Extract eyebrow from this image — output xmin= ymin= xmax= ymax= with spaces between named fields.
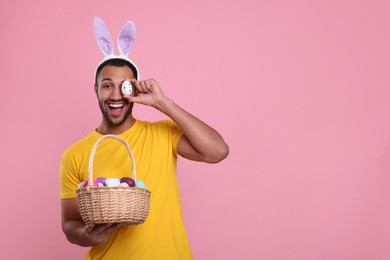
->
xmin=100 ymin=78 xmax=113 ymax=82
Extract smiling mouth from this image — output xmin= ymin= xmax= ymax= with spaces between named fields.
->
xmin=107 ymin=103 xmax=125 ymax=115
xmin=108 ymin=103 xmax=124 ymax=109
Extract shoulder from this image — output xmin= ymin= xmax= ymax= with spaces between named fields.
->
xmin=61 ymin=131 xmax=100 ymax=160
xmin=134 ymin=119 xmax=182 ymax=140
xmin=147 ymin=119 xmax=181 ymax=131
xmin=134 ymin=119 xmax=176 ymax=129
xmin=142 ymin=120 xmax=182 ymax=137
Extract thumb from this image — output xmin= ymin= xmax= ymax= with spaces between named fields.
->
xmin=85 ymin=223 xmax=95 ymax=233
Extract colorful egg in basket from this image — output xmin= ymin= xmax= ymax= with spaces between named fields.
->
xmin=77 ymin=134 xmax=151 ymax=226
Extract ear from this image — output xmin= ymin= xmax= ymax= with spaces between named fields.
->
xmin=93 ymin=17 xmax=114 ymax=56
xmin=94 ymin=84 xmax=98 ymax=95
xmin=118 ymin=21 xmax=136 ymax=56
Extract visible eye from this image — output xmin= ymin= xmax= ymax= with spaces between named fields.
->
xmin=102 ymin=84 xmax=113 ymax=89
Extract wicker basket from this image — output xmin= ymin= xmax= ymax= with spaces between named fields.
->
xmin=77 ymin=134 xmax=151 ymax=226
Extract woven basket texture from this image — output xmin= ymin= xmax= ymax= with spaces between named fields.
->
xmin=77 ymin=134 xmax=151 ymax=226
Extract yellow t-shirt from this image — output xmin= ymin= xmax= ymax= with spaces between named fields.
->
xmin=60 ymin=120 xmax=192 ymax=260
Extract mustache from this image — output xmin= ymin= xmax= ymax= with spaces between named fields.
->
xmin=106 ymin=98 xmax=130 ymax=104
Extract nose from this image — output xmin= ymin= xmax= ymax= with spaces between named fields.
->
xmin=110 ymin=85 xmax=123 ymax=100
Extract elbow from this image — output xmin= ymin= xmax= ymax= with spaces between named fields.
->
xmin=207 ymin=143 xmax=229 ymax=164
xmin=62 ymin=222 xmax=79 ymax=246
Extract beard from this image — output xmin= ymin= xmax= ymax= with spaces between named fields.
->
xmin=98 ymin=99 xmax=134 ymax=127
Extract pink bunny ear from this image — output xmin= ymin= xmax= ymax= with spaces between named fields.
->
xmin=118 ymin=21 xmax=136 ymax=56
xmin=93 ymin=17 xmax=114 ymax=56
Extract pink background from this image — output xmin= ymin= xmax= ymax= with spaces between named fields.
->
xmin=1 ymin=0 xmax=389 ymax=259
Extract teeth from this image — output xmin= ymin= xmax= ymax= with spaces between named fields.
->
xmin=108 ymin=104 xmax=124 ymax=108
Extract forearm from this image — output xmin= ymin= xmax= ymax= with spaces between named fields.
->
xmin=155 ymin=96 xmax=229 ymax=162
xmin=63 ymin=220 xmax=94 ymax=247
xmin=128 ymin=78 xmax=229 ymax=162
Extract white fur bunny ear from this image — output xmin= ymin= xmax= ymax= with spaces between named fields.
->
xmin=93 ymin=17 xmax=114 ymax=56
xmin=118 ymin=21 xmax=136 ymax=56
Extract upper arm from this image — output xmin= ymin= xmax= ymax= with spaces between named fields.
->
xmin=176 ymin=133 xmax=229 ymax=163
xmin=61 ymin=198 xmax=83 ymax=227
xmin=176 ymin=135 xmax=206 ymax=162
xmin=61 ymin=198 xmax=92 ymax=246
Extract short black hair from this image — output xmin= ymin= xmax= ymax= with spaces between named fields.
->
xmin=95 ymin=58 xmax=138 ymax=84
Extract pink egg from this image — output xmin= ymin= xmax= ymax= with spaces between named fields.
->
xmin=120 ymin=177 xmax=135 ymax=187
xmin=82 ymin=180 xmax=99 ymax=187
xmin=120 ymin=182 xmax=130 ymax=187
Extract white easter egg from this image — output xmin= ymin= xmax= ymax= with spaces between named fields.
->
xmin=106 ymin=178 xmax=121 ymax=187
xmin=121 ymin=80 xmax=132 ymax=95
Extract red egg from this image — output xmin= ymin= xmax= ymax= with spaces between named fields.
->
xmin=120 ymin=177 xmax=135 ymax=187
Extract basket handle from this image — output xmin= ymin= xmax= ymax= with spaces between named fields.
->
xmin=87 ymin=134 xmax=136 ymax=189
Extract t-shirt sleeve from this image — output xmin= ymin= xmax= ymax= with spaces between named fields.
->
xmin=159 ymin=120 xmax=183 ymax=156
xmin=60 ymin=149 xmax=82 ymax=199
xmin=171 ymin=123 xmax=183 ymax=156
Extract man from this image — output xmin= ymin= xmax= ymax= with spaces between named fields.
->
xmin=60 ymin=18 xmax=229 ymax=260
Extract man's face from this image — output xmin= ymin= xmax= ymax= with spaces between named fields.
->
xmin=95 ymin=65 xmax=135 ymax=126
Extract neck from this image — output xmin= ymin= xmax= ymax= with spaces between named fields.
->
xmin=96 ymin=116 xmax=136 ymax=135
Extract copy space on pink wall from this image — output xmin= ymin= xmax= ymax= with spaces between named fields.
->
xmin=0 ymin=0 xmax=389 ymax=259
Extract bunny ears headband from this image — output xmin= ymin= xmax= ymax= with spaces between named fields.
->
xmin=93 ymin=17 xmax=140 ymax=80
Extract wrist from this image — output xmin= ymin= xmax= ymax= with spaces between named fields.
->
xmin=154 ymin=95 xmax=173 ymax=113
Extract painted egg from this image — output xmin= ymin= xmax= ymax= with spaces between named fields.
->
xmin=82 ymin=180 xmax=99 ymax=188
xmin=106 ymin=178 xmax=121 ymax=187
xmin=120 ymin=177 xmax=135 ymax=187
xmin=121 ymin=80 xmax=133 ymax=95
xmin=136 ymin=180 xmax=146 ymax=189
xmin=96 ymin=177 xmax=107 ymax=186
